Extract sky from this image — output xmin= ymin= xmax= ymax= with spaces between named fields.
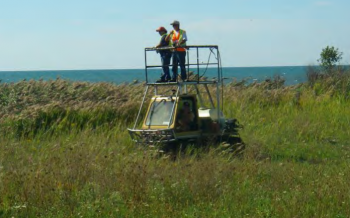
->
xmin=0 ymin=0 xmax=349 ymax=71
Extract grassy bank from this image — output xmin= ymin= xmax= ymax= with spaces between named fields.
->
xmin=1 ymin=74 xmax=350 ymax=217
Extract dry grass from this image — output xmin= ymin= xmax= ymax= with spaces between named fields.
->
xmin=1 ymin=72 xmax=350 ymax=217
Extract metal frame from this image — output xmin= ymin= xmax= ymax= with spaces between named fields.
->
xmin=127 ymin=128 xmax=176 ymax=144
xmin=133 ymin=85 xmax=149 ymax=129
xmin=128 ymin=45 xmax=223 ymax=144
xmin=168 ymin=86 xmax=180 ymax=129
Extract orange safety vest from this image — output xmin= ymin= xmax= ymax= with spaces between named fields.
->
xmin=171 ymin=30 xmax=186 ymax=52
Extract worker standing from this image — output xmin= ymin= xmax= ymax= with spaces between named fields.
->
xmin=155 ymin=26 xmax=172 ymax=82
xmin=165 ymin=20 xmax=187 ymax=82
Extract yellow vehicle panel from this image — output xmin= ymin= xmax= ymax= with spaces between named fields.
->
xmin=141 ymin=95 xmax=199 ymax=132
xmin=142 ymin=96 xmax=178 ymax=130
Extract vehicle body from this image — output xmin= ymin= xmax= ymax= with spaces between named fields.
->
xmin=128 ymin=45 xmax=243 ymax=150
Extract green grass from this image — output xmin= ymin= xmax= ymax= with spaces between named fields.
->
xmin=1 ymin=74 xmax=350 ymax=217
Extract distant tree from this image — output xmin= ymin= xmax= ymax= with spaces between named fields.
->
xmin=318 ymin=46 xmax=343 ymax=71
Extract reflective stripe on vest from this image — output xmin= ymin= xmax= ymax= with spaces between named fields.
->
xmin=171 ymin=29 xmax=186 ymax=52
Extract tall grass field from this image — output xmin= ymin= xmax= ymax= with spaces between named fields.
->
xmin=1 ymin=70 xmax=350 ymax=217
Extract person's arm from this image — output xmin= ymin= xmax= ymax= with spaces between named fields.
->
xmin=165 ymin=30 xmax=174 ymax=42
xmin=155 ymin=35 xmax=165 ymax=48
xmin=190 ymin=111 xmax=195 ymax=121
xmin=155 ymin=42 xmax=162 ymax=48
xmin=155 ymin=42 xmax=163 ymax=48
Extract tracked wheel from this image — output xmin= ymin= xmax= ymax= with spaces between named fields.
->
xmin=220 ymin=135 xmax=245 ymax=155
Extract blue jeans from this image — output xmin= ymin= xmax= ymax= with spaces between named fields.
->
xmin=160 ymin=52 xmax=172 ymax=80
xmin=172 ymin=51 xmax=187 ymax=80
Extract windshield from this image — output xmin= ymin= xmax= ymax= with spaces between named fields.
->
xmin=146 ymin=100 xmax=174 ymax=126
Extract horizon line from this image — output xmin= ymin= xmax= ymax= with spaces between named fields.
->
xmin=0 ymin=64 xmax=328 ymax=72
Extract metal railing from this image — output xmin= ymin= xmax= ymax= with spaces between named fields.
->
xmin=144 ymin=45 xmax=221 ymax=85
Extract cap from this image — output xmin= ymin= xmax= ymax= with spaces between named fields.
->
xmin=156 ymin=26 xmax=167 ymax=32
xmin=170 ymin=20 xmax=180 ymax=25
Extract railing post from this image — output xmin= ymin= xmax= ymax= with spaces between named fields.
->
xmin=133 ymin=85 xmax=149 ymax=129
xmin=145 ymin=49 xmax=148 ymax=83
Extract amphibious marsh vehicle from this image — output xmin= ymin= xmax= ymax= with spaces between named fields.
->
xmin=128 ymin=45 xmax=243 ymax=151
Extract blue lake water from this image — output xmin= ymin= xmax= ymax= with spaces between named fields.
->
xmin=0 ymin=66 xmax=309 ymax=86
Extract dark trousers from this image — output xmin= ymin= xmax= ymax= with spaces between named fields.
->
xmin=172 ymin=51 xmax=187 ymax=80
xmin=160 ymin=52 xmax=172 ymax=80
